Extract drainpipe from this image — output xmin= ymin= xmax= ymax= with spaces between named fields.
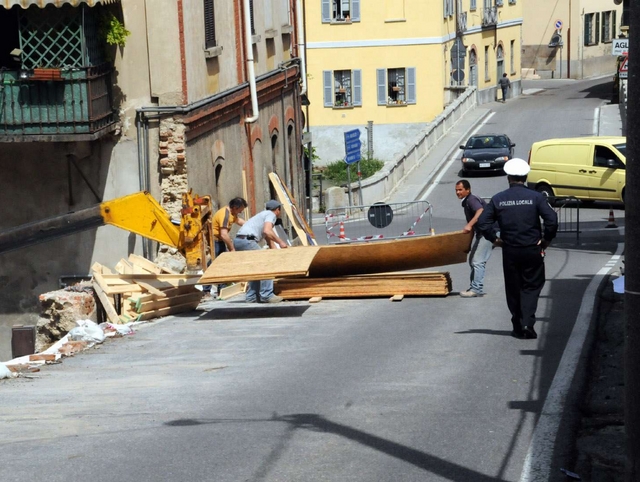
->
xmin=296 ymin=0 xmax=307 ymax=95
xmin=243 ymin=0 xmax=259 ymax=123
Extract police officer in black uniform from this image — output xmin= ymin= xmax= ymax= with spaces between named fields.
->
xmin=477 ymin=158 xmax=558 ymax=339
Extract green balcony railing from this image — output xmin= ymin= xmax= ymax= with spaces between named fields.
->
xmin=0 ymin=63 xmax=116 ymax=138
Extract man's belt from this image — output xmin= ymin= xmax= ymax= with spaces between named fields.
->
xmin=236 ymin=235 xmax=257 ymax=241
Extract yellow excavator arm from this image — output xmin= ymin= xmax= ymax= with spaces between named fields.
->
xmin=0 ymin=190 xmax=215 ymax=271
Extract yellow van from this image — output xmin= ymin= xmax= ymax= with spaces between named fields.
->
xmin=527 ymin=136 xmax=626 ymax=203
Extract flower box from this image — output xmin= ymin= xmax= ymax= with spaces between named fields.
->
xmin=31 ymin=68 xmax=63 ymax=81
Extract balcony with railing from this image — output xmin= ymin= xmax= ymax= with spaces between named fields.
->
xmin=0 ymin=63 xmax=116 ymax=140
xmin=482 ymin=7 xmax=498 ymax=27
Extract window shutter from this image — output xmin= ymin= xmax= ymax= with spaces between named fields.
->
xmin=353 ymin=70 xmax=362 ymax=106
xmin=407 ymin=67 xmax=416 ymax=104
xmin=584 ymin=15 xmax=589 ymax=45
xmin=377 ymin=69 xmax=386 ymax=105
xmin=443 ymin=0 xmax=448 ymax=17
xmin=613 ymin=11 xmax=617 ymax=40
xmin=323 ymin=71 xmax=333 ymax=107
xmin=471 ymin=0 xmax=476 ymax=9
xmin=321 ymin=0 xmax=331 ymax=22
xmin=204 ymin=0 xmax=216 ymax=49
xmin=351 ymin=0 xmax=361 ymax=21
xmin=595 ymin=13 xmax=600 ymax=44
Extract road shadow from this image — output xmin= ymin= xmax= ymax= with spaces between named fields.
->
xmin=196 ymin=304 xmax=310 ymax=320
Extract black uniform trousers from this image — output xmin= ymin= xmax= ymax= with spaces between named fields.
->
xmin=502 ymin=244 xmax=546 ymax=331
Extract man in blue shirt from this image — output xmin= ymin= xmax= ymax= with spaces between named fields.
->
xmin=455 ymin=180 xmax=494 ymax=298
xmin=478 ymin=158 xmax=558 ymax=339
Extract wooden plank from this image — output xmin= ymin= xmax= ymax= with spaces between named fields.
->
xmin=128 ymin=253 xmax=164 ymax=274
xmin=274 ymin=273 xmax=451 ymax=299
xmin=135 ymin=300 xmax=201 ymax=321
xmin=390 ymin=295 xmax=404 ymax=302
xmin=128 ymin=286 xmax=199 ymax=308
xmin=114 ymin=258 xmax=133 ymax=274
xmin=100 ymin=273 xmax=201 ymax=281
xmin=135 ymin=280 xmax=166 ymax=297
xmin=308 ymin=297 xmax=323 ymax=303
xmin=136 ymin=292 xmax=203 ymax=313
xmin=29 ymin=353 xmax=57 ymax=361
xmin=269 ymin=172 xmax=317 ymax=246
xmin=218 ymin=282 xmax=247 ymax=300
xmin=92 ymin=280 xmax=122 ymax=323
xmin=199 ymin=246 xmax=320 ymax=284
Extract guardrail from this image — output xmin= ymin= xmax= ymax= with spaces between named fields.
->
xmin=553 ymin=196 xmax=580 ymax=244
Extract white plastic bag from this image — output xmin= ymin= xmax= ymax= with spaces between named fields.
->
xmin=0 ymin=364 xmax=15 ymax=379
xmin=68 ymin=319 xmax=105 ymax=343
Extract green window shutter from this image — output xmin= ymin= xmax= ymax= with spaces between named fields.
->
xmin=613 ymin=11 xmax=617 ymax=39
xmin=595 ymin=13 xmax=600 ymax=44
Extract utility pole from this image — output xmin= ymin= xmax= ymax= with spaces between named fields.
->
xmin=625 ymin=1 xmax=639 ymax=479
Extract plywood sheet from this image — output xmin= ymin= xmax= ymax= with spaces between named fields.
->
xmin=308 ymin=231 xmax=472 ymax=278
xmin=199 ymin=246 xmax=321 ymax=284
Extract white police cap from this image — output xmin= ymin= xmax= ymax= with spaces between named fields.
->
xmin=504 ymin=158 xmax=530 ymax=176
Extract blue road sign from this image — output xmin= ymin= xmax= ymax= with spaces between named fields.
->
xmin=344 ymin=129 xmax=362 ymax=164
xmin=346 ymin=140 xmax=361 ymax=153
xmin=345 ymin=151 xmax=361 ymax=164
xmin=344 ymin=129 xmax=360 ymax=142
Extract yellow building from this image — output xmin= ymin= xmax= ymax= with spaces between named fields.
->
xmin=522 ymin=0 xmax=625 ymax=79
xmin=305 ymin=0 xmax=523 ymax=157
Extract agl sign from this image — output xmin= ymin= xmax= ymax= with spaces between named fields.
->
xmin=612 ymin=38 xmax=629 ymax=56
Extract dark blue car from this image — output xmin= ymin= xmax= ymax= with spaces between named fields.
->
xmin=459 ymin=134 xmax=515 ymax=175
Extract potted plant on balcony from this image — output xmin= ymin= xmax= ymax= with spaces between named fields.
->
xmin=31 ymin=67 xmax=63 ymax=81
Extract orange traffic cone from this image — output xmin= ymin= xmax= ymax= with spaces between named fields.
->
xmin=605 ymin=208 xmax=617 ymax=228
xmin=339 ymin=222 xmax=346 ymax=240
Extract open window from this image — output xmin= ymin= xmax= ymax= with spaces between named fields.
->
xmin=323 ymin=69 xmax=362 ymax=107
xmin=321 ymin=0 xmax=361 ymax=23
xmin=377 ymin=67 xmax=416 ymax=105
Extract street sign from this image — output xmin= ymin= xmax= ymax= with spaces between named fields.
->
xmin=619 ymin=56 xmax=628 ymax=79
xmin=344 ymin=129 xmax=362 ymax=165
xmin=612 ymin=38 xmax=629 ymax=56
xmin=555 ymin=19 xmax=563 ymax=30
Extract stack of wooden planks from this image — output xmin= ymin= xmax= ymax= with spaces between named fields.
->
xmin=274 ymin=272 xmax=452 ymax=301
xmin=91 ymin=254 xmax=203 ymax=323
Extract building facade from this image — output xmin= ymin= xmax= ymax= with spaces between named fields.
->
xmin=0 ymin=0 xmax=306 ymax=360
xmin=522 ymin=0 xmax=624 ymax=79
xmin=305 ymin=0 xmax=523 ymax=164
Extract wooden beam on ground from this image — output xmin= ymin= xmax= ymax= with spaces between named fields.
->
xmin=91 ymin=280 xmax=122 ymax=323
xmin=274 ymin=272 xmax=452 ymax=299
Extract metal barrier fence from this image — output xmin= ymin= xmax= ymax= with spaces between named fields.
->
xmin=325 ymin=201 xmax=433 ymax=244
xmin=553 ymin=197 xmax=580 ymax=243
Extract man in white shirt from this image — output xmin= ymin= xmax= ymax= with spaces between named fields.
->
xmin=234 ymin=200 xmax=289 ymax=303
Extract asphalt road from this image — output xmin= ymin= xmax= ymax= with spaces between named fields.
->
xmin=0 ymin=78 xmax=625 ymax=482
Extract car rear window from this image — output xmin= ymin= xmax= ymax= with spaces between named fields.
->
xmin=467 ymin=136 xmax=508 ymax=149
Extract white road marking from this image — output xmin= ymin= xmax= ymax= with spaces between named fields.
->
xmin=519 ymin=243 xmax=624 ymax=482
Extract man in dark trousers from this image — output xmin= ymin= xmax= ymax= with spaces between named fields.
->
xmin=477 ymin=158 xmax=558 ymax=339
xmin=455 ymin=180 xmax=494 ymax=297
xmin=498 ymin=73 xmax=511 ymax=102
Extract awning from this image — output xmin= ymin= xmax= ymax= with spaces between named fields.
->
xmin=2 ymin=0 xmax=119 ymax=8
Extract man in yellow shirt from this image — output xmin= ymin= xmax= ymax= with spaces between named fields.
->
xmin=203 ymin=197 xmax=247 ymax=298
xmin=212 ymin=197 xmax=248 ymax=257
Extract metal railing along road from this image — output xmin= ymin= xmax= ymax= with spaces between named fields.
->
xmin=325 ymin=201 xmax=433 ymax=244
xmin=552 ymin=196 xmax=580 ymax=243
